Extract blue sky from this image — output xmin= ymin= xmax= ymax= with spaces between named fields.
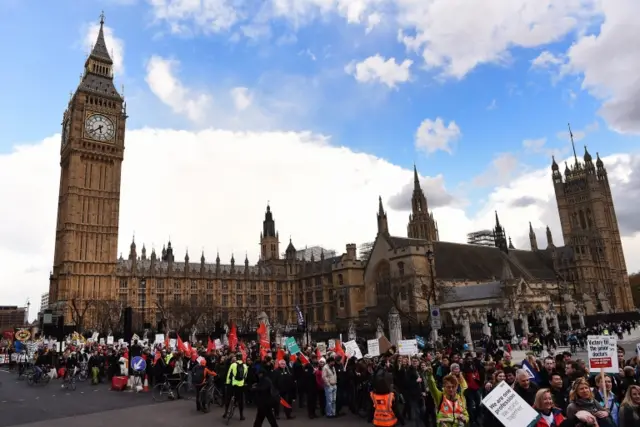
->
xmin=2 ymin=0 xmax=637 ymax=211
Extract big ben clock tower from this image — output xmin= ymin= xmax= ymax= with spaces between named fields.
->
xmin=49 ymin=13 xmax=126 ymax=322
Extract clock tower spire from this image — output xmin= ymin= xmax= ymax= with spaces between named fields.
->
xmin=49 ymin=12 xmax=126 ymax=326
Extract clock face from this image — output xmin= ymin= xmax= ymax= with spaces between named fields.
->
xmin=85 ymin=114 xmax=115 ymax=142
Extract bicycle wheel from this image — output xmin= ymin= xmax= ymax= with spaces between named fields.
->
xmin=70 ymin=379 xmax=76 ymax=391
xmin=26 ymin=374 xmax=34 ymax=386
xmin=78 ymin=370 xmax=88 ymax=382
xmin=152 ymin=383 xmax=171 ymax=402
xmin=214 ymin=388 xmax=224 ymax=407
xmin=225 ymin=400 xmax=236 ymax=425
xmin=177 ymin=381 xmax=196 ymax=400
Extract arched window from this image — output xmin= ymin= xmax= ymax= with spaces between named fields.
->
xmin=579 ymin=210 xmax=587 ymax=229
xmin=398 ymin=261 xmax=405 ymax=277
xmin=338 ymin=274 xmax=344 ymax=286
xmin=375 ymin=261 xmax=391 ymax=297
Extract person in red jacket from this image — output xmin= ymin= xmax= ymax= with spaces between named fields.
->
xmin=463 ymin=357 xmax=483 ymax=424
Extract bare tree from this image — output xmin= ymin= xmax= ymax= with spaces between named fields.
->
xmin=156 ymin=299 xmax=216 ymax=335
xmin=93 ymin=299 xmax=124 ymax=335
xmin=64 ymin=293 xmax=95 ymax=332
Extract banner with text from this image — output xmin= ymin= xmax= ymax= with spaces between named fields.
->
xmin=587 ymin=335 xmax=618 ymax=374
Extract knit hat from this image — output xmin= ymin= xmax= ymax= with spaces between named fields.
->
xmin=319 ymin=357 xmax=326 ymax=364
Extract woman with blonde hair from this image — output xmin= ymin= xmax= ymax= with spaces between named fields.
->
xmin=618 ymin=384 xmax=640 ymax=427
xmin=533 ymin=388 xmax=597 ymax=427
xmin=566 ymin=378 xmax=615 ymax=427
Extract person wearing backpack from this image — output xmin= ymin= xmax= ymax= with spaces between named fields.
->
xmin=193 ymin=358 xmax=216 ymax=412
xmin=224 ymin=353 xmax=248 ymax=420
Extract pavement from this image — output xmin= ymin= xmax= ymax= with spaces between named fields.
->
xmin=0 ymin=370 xmax=359 ymax=427
xmin=0 ymin=372 xmax=154 ymax=427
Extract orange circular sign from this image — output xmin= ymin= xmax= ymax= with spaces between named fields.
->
xmin=15 ymin=329 xmax=31 ymax=341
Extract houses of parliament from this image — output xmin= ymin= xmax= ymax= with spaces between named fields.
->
xmin=48 ymin=16 xmax=634 ymax=333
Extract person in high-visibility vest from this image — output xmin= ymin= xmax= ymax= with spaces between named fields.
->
xmin=370 ymin=391 xmax=399 ymax=427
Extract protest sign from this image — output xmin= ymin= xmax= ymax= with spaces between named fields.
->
xmin=587 ymin=335 xmax=618 ymax=374
xmin=367 ymin=339 xmax=380 ymax=357
xmin=482 ymin=381 xmax=539 ymax=427
xmin=398 ymin=339 xmax=418 ymax=356
xmin=345 ymin=340 xmax=363 ymax=359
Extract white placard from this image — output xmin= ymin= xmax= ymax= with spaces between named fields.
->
xmin=367 ymin=339 xmax=380 ymax=357
xmin=328 ymin=339 xmax=336 ymax=350
xmin=106 ymin=336 xmax=114 ymax=345
xmin=482 ymin=381 xmax=539 ymax=427
xmin=344 ymin=340 xmax=363 ymax=359
xmin=214 ymin=339 xmax=222 ymax=349
xmin=398 ymin=339 xmax=418 ymax=356
xmin=169 ymin=338 xmax=177 ymax=350
xmin=317 ymin=342 xmax=327 ymax=355
xmin=587 ymin=335 xmax=619 ymax=374
xmin=155 ymin=334 xmax=165 ymax=345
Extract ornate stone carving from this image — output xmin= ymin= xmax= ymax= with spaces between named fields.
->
xmin=388 ymin=307 xmax=401 ymax=346
xmin=376 ymin=317 xmax=385 ymax=338
xmin=348 ymin=320 xmax=357 ymax=341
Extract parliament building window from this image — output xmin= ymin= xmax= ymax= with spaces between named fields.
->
xmin=206 ymin=281 xmax=213 ymax=290
xmin=237 ymin=295 xmax=243 ymax=306
xmin=338 ymin=294 xmax=345 ymax=308
xmin=222 ymin=280 xmax=228 ymax=290
xmin=315 ymin=290 xmax=323 ymax=302
xmin=119 ymin=279 xmax=128 ymax=289
xmin=263 ymin=295 xmax=270 ymax=305
xmin=222 ymin=295 xmax=229 ymax=306
xmin=338 ymin=274 xmax=344 ymax=286
xmin=237 ymin=281 xmax=243 ymax=291
xmin=277 ymin=295 xmax=283 ymax=306
xmin=174 ymin=281 xmax=181 ymax=290
xmin=206 ymin=294 xmax=213 ymax=305
xmin=398 ymin=262 xmax=405 ymax=277
xmin=191 ymin=280 xmax=197 ymax=290
xmin=251 ymin=281 xmax=257 ymax=291
xmin=157 ymin=280 xmax=164 ymax=290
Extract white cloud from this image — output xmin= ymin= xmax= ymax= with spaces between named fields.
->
xmin=148 ymin=0 xmax=239 ymax=35
xmin=145 ymin=56 xmax=212 ymax=122
xmin=564 ymin=0 xmax=640 ymax=134
xmin=345 ymin=55 xmax=413 ymax=88
xmin=531 ymin=51 xmax=564 ymax=68
xmin=231 ymin=87 xmax=253 ymax=111
xmin=83 ymin=23 xmax=125 ymax=75
xmin=415 ymin=117 xmax=461 ymax=154
xmin=472 ymin=153 xmax=520 ymax=187
xmin=366 ymin=12 xmax=382 ymax=33
xmin=4 ymin=132 xmax=640 ymax=320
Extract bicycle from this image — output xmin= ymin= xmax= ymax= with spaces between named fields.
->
xmin=152 ymin=375 xmax=177 ymax=402
xmin=76 ymin=362 xmax=89 ymax=382
xmin=225 ymin=395 xmax=237 ymax=425
xmin=200 ymin=380 xmax=224 ymax=413
xmin=62 ymin=372 xmax=77 ymax=391
xmin=26 ymin=368 xmax=51 ymax=386
xmin=176 ymin=375 xmax=197 ymax=401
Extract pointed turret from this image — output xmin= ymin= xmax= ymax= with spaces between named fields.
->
xmin=78 ymin=12 xmax=122 ymax=100
xmin=141 ymin=244 xmax=147 ymax=260
xmin=129 ymin=236 xmax=137 ymax=260
xmin=260 ymin=203 xmax=280 ymax=260
xmin=201 ymin=251 xmax=205 ymax=264
xmin=407 ymin=165 xmax=438 ymax=241
xmin=377 ymin=196 xmax=389 ymax=234
xmin=546 ymin=225 xmax=555 ymax=248
xmin=508 ymin=236 xmax=515 ymax=249
xmin=185 ymin=249 xmax=189 ymax=264
xmin=413 ymin=164 xmax=421 ymax=188
xmin=285 ymin=238 xmax=297 ymax=260
xmin=529 ymin=222 xmax=538 ymax=251
xmin=493 ymin=211 xmax=508 ymax=253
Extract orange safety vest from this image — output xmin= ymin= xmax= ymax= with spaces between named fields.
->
xmin=437 ymin=394 xmax=465 ymax=424
xmin=370 ymin=392 xmax=397 ymax=427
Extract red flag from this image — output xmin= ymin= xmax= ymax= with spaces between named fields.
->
xmin=240 ymin=342 xmax=247 ymax=362
xmin=177 ymin=335 xmax=187 ymax=353
xmin=257 ymin=323 xmax=269 ymax=361
xmin=276 ymin=349 xmax=285 ymax=361
xmin=229 ymin=324 xmax=238 ymax=351
xmin=164 ymin=335 xmax=169 ymax=349
xmin=154 ymin=351 xmax=161 ymax=364
xmin=297 ymin=353 xmax=309 ymax=365
xmin=334 ymin=340 xmax=346 ymax=363
xmin=280 ymin=397 xmax=292 ymax=409
xmin=316 ymin=348 xmax=321 ymax=359
xmin=207 ymin=337 xmax=215 ymax=353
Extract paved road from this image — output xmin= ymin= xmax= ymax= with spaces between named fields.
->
xmin=0 ymin=371 xmax=153 ymax=427
xmin=0 ymin=372 xmax=360 ymax=427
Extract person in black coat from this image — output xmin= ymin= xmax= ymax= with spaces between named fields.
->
xmin=252 ymin=369 xmax=279 ymax=427
xmin=272 ymin=359 xmax=296 ymax=419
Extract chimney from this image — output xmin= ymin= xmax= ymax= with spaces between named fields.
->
xmin=346 ymin=243 xmax=357 ymax=260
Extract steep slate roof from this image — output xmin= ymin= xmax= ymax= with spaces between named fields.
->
xmin=386 ymin=236 xmax=557 ymax=282
xmin=442 ymin=281 xmax=503 ymax=303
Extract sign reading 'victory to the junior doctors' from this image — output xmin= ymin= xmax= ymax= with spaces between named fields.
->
xmin=587 ymin=335 xmax=618 ymax=374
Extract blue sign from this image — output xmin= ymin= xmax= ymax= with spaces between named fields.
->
xmin=131 ymin=356 xmax=146 ymax=372
xmin=415 ymin=336 xmax=426 ymax=349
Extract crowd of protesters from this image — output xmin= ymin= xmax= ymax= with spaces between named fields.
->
xmin=3 ymin=320 xmax=640 ymax=427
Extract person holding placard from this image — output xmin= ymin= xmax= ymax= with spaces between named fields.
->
xmin=593 ymin=375 xmax=619 ymax=425
xmin=424 ymin=365 xmax=468 ymax=426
